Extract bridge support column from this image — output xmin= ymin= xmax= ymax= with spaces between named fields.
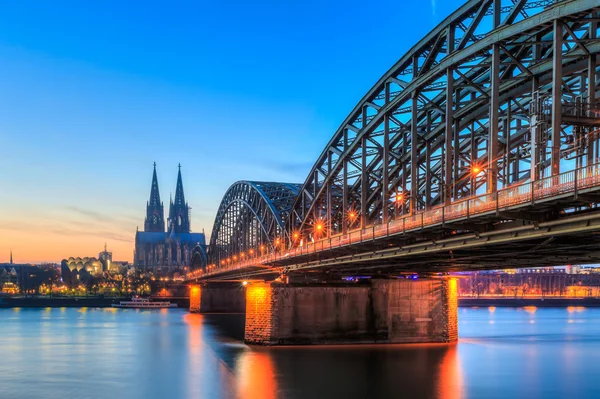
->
xmin=188 ymin=283 xmax=246 ymax=313
xmin=244 ymin=278 xmax=457 ymax=345
xmin=190 ymin=285 xmax=201 ymax=313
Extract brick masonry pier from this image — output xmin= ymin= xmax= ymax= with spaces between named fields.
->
xmin=189 ymin=283 xmax=246 ymax=313
xmin=244 ymin=278 xmax=458 ymax=345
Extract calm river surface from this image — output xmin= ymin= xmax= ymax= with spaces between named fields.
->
xmin=1 ymin=306 xmax=599 ymax=399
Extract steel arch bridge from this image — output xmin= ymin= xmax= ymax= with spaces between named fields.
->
xmin=208 ymin=181 xmax=300 ymax=267
xmin=291 ymin=0 xmax=600 ymax=240
xmin=191 ymin=0 xmax=600 ymax=281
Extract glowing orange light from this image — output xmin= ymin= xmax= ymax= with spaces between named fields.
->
xmin=249 ymin=249 xmax=254 ymax=255
xmin=523 ymin=306 xmax=537 ymax=314
xmin=233 ymin=255 xmax=238 ymax=261
xmin=242 ymin=281 xmax=248 ymax=286
xmin=395 ymin=192 xmax=403 ymax=202
xmin=190 ymin=285 xmax=201 ymax=312
xmin=275 ymin=238 xmax=281 ymax=246
xmin=240 ymin=252 xmax=245 ymax=258
xmin=293 ymin=232 xmax=300 ymax=240
xmin=472 ymin=166 xmax=482 ymax=175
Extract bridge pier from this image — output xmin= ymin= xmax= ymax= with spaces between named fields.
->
xmin=189 ymin=283 xmax=246 ymax=313
xmin=244 ymin=278 xmax=458 ymax=345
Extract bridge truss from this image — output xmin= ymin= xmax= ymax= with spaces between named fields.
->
xmin=191 ymin=0 xmax=600 ymax=281
xmin=290 ymin=0 xmax=600 ymax=243
xmin=208 ymin=181 xmax=300 ymax=268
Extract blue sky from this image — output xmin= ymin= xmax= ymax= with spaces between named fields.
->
xmin=0 ymin=0 xmax=463 ymax=262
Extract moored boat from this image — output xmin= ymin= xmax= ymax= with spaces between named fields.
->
xmin=112 ymin=297 xmax=177 ymax=309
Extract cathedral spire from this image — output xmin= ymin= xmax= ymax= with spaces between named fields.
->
xmin=169 ymin=164 xmax=190 ymax=233
xmin=149 ymin=162 xmax=161 ymax=207
xmin=174 ymin=163 xmax=186 ymax=207
xmin=144 ymin=162 xmax=165 ymax=232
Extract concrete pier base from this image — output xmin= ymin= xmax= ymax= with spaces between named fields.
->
xmin=244 ymin=278 xmax=458 ymax=345
xmin=189 ymin=283 xmax=246 ymax=313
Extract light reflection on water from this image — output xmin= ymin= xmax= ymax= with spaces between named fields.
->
xmin=1 ymin=307 xmax=600 ymax=399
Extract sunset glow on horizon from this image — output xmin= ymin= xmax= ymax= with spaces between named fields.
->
xmin=0 ymin=0 xmax=456 ymax=263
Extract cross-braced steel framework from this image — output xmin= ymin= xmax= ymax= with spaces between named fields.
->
xmin=290 ymin=0 xmax=600 ymax=243
xmin=209 ymin=181 xmax=300 ymax=266
xmin=191 ymin=0 xmax=600 ymax=281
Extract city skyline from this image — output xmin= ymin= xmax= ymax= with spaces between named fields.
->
xmin=1 ymin=1 xmax=457 ymax=262
xmin=3 ymin=2 xmax=600 ymax=398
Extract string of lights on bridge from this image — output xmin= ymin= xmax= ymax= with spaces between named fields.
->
xmin=188 ymin=162 xmax=600 ymax=281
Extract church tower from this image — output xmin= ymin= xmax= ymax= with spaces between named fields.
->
xmin=168 ymin=164 xmax=191 ymax=233
xmin=144 ymin=162 xmax=165 ymax=232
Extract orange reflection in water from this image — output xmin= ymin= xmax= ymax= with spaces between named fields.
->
xmin=437 ymin=345 xmax=464 ymax=399
xmin=237 ymin=349 xmax=278 ymax=399
xmin=183 ymin=313 xmax=205 ymax=396
xmin=183 ymin=313 xmax=203 ymax=348
xmin=523 ymin=306 xmax=537 ymax=315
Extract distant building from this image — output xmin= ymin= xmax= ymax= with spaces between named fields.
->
xmin=61 ymin=243 xmax=129 ymax=282
xmin=99 ymin=243 xmax=113 ymax=270
xmin=0 ymin=266 xmax=18 ymax=292
xmin=566 ymin=265 xmax=582 ymax=274
xmin=134 ymin=163 xmax=207 ymax=270
xmin=0 ymin=263 xmax=60 ymax=294
xmin=61 ymin=257 xmax=104 ymax=275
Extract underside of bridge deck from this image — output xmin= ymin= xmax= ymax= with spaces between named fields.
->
xmin=189 ymin=278 xmax=459 ymax=345
xmin=188 ymin=0 xmax=600 ymax=347
xmin=197 ymin=1 xmax=600 ymax=285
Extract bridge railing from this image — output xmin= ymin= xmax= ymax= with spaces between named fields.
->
xmin=187 ymin=162 xmax=600 ymax=280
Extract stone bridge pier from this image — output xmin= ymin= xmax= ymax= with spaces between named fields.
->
xmin=189 ymin=282 xmax=246 ymax=313
xmin=190 ymin=278 xmax=458 ymax=345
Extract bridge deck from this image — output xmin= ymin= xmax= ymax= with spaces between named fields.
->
xmin=189 ymin=164 xmax=600 ymax=281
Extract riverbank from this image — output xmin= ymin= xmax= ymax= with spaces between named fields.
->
xmin=0 ymin=296 xmax=191 ymax=308
xmin=459 ymin=297 xmax=600 ymax=307
xmin=0 ymin=296 xmax=127 ymax=308
xmin=4 ymin=296 xmax=599 ymax=309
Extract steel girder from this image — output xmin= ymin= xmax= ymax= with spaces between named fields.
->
xmin=209 ymin=181 xmax=300 ymax=265
xmin=290 ymin=0 xmax=600 ymax=243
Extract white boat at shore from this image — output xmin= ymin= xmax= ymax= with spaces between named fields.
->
xmin=112 ymin=297 xmax=177 ymax=309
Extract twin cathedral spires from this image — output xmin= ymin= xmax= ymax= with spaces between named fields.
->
xmin=144 ymin=163 xmax=190 ymax=234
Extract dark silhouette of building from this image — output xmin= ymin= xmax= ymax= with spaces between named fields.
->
xmin=144 ymin=162 xmax=165 ymax=233
xmin=134 ymin=164 xmax=207 ymax=269
xmin=168 ymin=164 xmax=191 ymax=234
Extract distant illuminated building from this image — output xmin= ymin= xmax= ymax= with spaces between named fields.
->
xmin=134 ymin=163 xmax=207 ymax=270
xmin=99 ymin=243 xmax=113 ymax=270
xmin=1 ymin=282 xmax=18 ymax=295
xmin=566 ymin=265 xmax=582 ymax=274
xmin=0 ymin=267 xmax=18 ymax=292
xmin=62 ymin=257 xmax=104 ymax=275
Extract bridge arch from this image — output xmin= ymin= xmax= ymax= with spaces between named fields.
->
xmin=209 ymin=181 xmax=300 ymax=265
xmin=290 ymin=0 xmax=600 ymax=242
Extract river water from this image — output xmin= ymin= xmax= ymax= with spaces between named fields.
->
xmin=0 ymin=306 xmax=599 ymax=399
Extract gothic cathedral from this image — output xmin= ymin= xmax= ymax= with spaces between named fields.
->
xmin=134 ymin=164 xmax=207 ymax=270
